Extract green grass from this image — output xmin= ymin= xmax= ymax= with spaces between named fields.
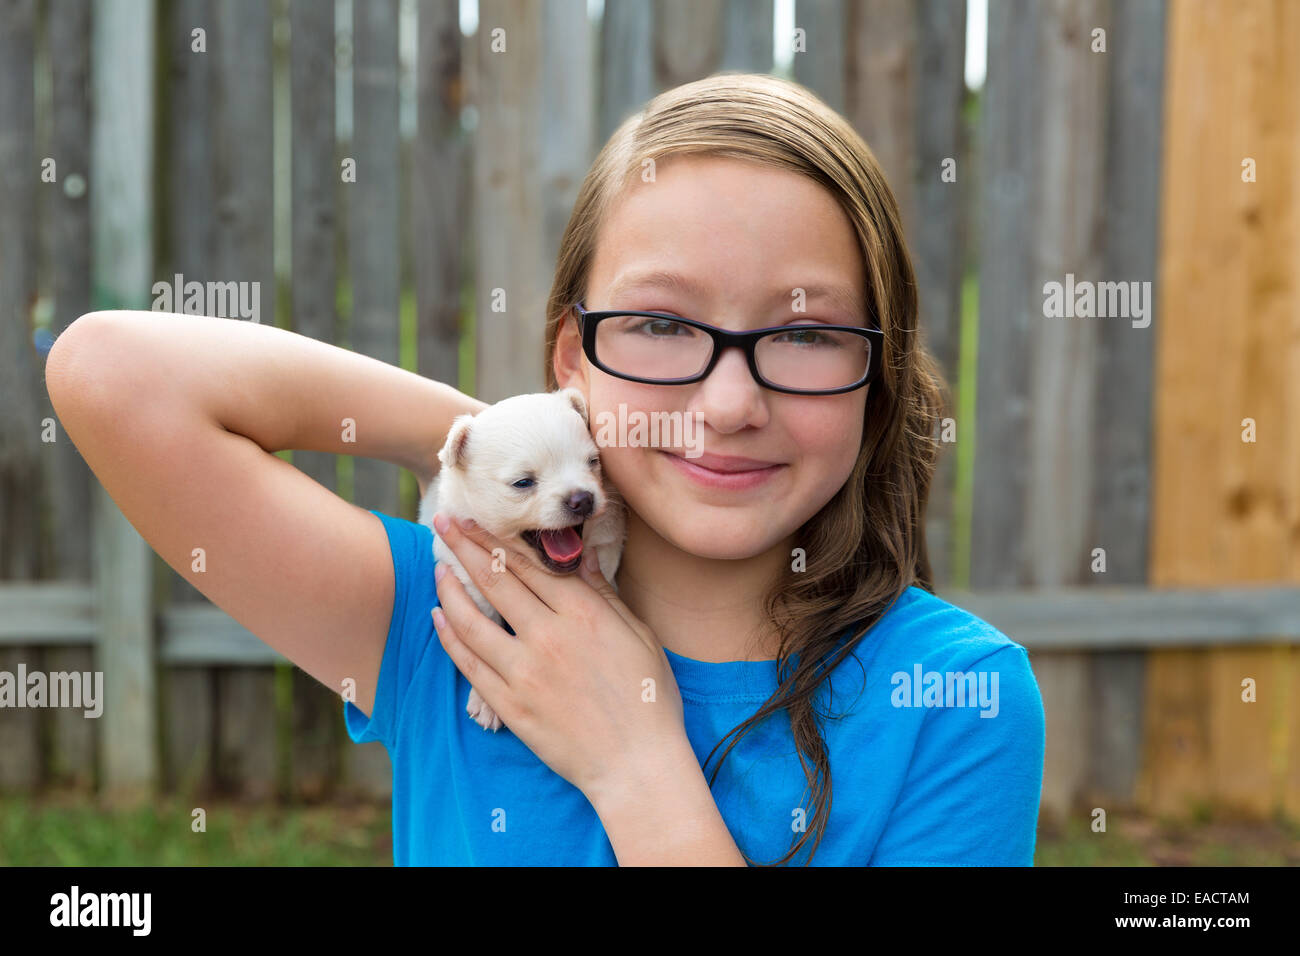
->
xmin=0 ymin=795 xmax=392 ymax=866
xmin=4 ymin=794 xmax=1295 ymax=866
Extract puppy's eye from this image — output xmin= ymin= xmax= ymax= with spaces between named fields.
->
xmin=588 ymin=457 xmax=600 ymax=468
xmin=512 ymin=478 xmax=535 ymax=489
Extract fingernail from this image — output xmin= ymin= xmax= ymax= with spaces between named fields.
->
xmin=457 ymin=516 xmax=477 ymax=531
xmin=433 ymin=512 xmax=450 ymax=534
xmin=432 ymin=607 xmax=446 ymax=628
xmin=435 ymin=563 xmax=448 ymax=583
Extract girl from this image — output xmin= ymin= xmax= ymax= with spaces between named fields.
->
xmin=47 ymin=73 xmax=1044 ymax=866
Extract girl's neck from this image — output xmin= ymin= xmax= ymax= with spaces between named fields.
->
xmin=612 ymin=510 xmax=791 ymax=663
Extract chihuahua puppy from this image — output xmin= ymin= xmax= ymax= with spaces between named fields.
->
xmin=418 ymin=388 xmax=627 ymax=731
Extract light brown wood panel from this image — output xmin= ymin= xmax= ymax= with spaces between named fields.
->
xmin=1147 ymin=0 xmax=1300 ymax=823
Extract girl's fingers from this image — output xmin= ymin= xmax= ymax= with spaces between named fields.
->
xmin=435 ymin=514 xmax=558 ymax=629
xmin=578 ymin=551 xmax=649 ymax=640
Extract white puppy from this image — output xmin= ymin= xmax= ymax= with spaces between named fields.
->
xmin=418 ymin=388 xmax=627 ymax=732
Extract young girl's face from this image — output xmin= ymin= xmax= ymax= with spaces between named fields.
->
xmin=555 ymin=154 xmax=870 ymax=561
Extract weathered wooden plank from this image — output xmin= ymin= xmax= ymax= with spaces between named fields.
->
xmin=845 ymin=0 xmax=915 ymax=238
xmin=938 ymin=586 xmax=1300 ymax=648
xmin=653 ymin=0 xmax=724 ymax=91
xmin=1138 ymin=648 xmax=1212 ymax=817
xmin=163 ymin=667 xmax=215 ymax=797
xmin=290 ymin=666 xmax=340 ymax=801
xmin=207 ymin=0 xmax=275 ymax=802
xmin=412 ymin=0 xmax=465 ymax=396
xmin=289 ymin=0 xmax=340 ymax=494
xmin=791 ymin=0 xmax=845 ymax=117
xmin=160 ymin=0 xmax=217 ymax=608
xmin=1032 ymin=651 xmax=1089 ymax=823
xmin=6 ymin=582 xmax=1296 ymax=651
xmin=0 ymin=645 xmax=42 ymax=791
xmin=46 ymin=0 xmax=94 ymax=586
xmin=1087 ymin=0 xmax=1166 ymax=813
xmin=342 ymin=0 xmax=399 ymax=802
xmin=215 ymin=666 xmax=277 ymax=802
xmin=90 ymin=0 xmax=158 ymax=802
xmin=36 ymin=0 xmax=95 ymax=791
xmin=598 ymin=0 xmax=655 ymax=145
xmin=287 ymin=0 xmax=343 ymax=798
xmin=912 ymin=0 xmax=966 ymax=591
xmin=0 ymin=583 xmax=96 ymax=642
xmin=44 ymin=646 xmax=95 ymax=790
xmin=540 ymin=1 xmax=594 ymax=281
xmin=721 ymin=0 xmax=774 ymax=73
xmin=349 ymin=0 xmax=401 ymax=512
xmin=472 ymin=0 xmax=547 ymax=401
xmin=970 ymin=0 xmax=1037 ymax=590
xmin=0 ymin=0 xmax=44 ymax=582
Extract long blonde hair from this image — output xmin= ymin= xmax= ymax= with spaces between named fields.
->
xmin=544 ymin=72 xmax=947 ymax=865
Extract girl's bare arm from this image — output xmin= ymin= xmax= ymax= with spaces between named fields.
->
xmin=44 ymin=310 xmax=486 ymax=717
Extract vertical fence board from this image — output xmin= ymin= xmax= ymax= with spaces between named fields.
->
xmin=540 ymin=1 xmax=594 ymax=296
xmin=598 ymin=0 xmax=654 ymax=145
xmin=792 ymin=0 xmax=845 ymax=117
xmin=413 ymin=0 xmax=465 ymax=394
xmin=209 ymin=0 xmax=277 ymax=800
xmin=43 ymin=0 xmax=96 ymax=794
xmin=158 ymin=0 xmax=219 ymax=796
xmin=473 ymin=0 xmax=547 ymax=401
xmin=349 ymin=0 xmax=401 ymax=512
xmin=46 ymin=0 xmax=93 ymax=584
xmin=163 ymin=668 xmax=214 ymax=796
xmin=845 ymin=0 xmax=915 ymax=238
xmin=89 ymin=0 xmax=157 ymax=801
xmin=288 ymin=0 xmax=344 ymax=799
xmin=971 ymin=0 xmax=1037 ymax=591
xmin=654 ymin=0 xmax=724 ymax=91
xmin=1085 ymin=0 xmax=1166 ymax=812
xmin=0 ymin=0 xmax=43 ymax=790
xmin=1146 ymin=0 xmax=1300 ymax=820
xmin=912 ymin=0 xmax=966 ymax=591
xmin=721 ymin=0 xmax=773 ymax=73
xmin=341 ymin=0 xmax=400 ymax=797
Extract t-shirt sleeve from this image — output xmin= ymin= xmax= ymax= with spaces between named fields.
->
xmin=868 ymin=643 xmax=1046 ymax=866
xmin=343 ymin=509 xmax=440 ymax=751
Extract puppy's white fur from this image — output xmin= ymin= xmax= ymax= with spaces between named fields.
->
xmin=418 ymin=388 xmax=626 ymax=732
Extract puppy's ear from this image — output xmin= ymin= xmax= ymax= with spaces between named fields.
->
xmin=438 ymin=414 xmax=473 ymax=470
xmin=560 ymin=387 xmax=589 ymax=426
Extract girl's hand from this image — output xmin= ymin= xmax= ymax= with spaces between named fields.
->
xmin=429 ymin=512 xmax=690 ymax=801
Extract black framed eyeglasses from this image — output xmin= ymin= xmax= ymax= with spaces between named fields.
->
xmin=572 ymin=301 xmax=883 ymax=395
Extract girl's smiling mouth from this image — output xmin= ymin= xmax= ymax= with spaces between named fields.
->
xmin=659 ymin=449 xmax=785 ymax=490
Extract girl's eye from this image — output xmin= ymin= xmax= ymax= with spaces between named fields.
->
xmin=512 ymin=478 xmax=534 ymax=489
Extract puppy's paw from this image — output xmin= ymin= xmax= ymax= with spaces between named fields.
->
xmin=466 ymin=686 xmax=503 ymax=732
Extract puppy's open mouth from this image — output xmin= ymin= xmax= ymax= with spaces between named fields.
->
xmin=520 ymin=523 xmax=585 ymax=574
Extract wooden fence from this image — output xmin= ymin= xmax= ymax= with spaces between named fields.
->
xmin=0 ymin=0 xmax=1297 ymax=826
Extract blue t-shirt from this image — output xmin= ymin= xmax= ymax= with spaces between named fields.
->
xmin=345 ymin=510 xmax=1046 ymax=866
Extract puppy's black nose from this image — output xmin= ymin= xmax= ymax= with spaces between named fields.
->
xmin=565 ymin=490 xmax=594 ymax=518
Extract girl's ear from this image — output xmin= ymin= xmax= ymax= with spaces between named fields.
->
xmin=438 ymin=414 xmax=474 ymax=470
xmin=560 ymin=387 xmax=589 ymax=426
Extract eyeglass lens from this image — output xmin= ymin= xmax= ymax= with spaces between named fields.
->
xmin=594 ymin=313 xmax=871 ymax=391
